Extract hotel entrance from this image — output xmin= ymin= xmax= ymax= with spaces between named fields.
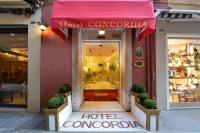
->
xmin=51 ymin=0 xmax=155 ymax=113
xmin=82 ymin=41 xmax=120 ymax=101
xmin=43 ymin=0 xmax=157 ymax=131
xmin=72 ymin=28 xmax=131 ymax=111
xmin=80 ymin=40 xmax=124 ymax=111
xmin=80 ymin=29 xmax=123 ymax=111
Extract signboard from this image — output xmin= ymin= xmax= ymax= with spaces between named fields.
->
xmin=54 ymin=20 xmax=147 ymax=29
xmin=60 ymin=112 xmax=145 ymax=132
xmin=51 ymin=0 xmax=155 ymax=40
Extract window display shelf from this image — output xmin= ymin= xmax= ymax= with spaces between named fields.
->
xmin=169 ymin=54 xmax=196 ymax=56
xmin=169 ymin=66 xmax=197 ymax=68
xmin=169 ymin=77 xmax=199 ymax=79
xmin=168 ymin=38 xmax=200 ymax=104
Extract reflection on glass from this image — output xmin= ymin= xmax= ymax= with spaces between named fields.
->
xmin=0 ymin=31 xmax=28 ymax=108
xmin=168 ymin=38 xmax=200 ymax=104
xmin=83 ymin=42 xmax=120 ymax=90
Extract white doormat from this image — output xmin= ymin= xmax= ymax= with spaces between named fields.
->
xmin=59 ymin=112 xmax=146 ymax=132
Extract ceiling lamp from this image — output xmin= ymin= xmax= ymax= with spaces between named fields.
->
xmin=10 ymin=33 xmax=15 ymax=37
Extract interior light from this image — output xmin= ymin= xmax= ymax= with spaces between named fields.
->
xmin=10 ymin=33 xmax=15 ymax=37
xmin=99 ymin=29 xmax=105 ymax=35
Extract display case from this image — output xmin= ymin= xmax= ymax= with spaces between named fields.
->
xmin=168 ymin=39 xmax=200 ymax=103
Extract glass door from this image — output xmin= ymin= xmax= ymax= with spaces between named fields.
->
xmin=82 ymin=41 xmax=120 ymax=101
xmin=0 ymin=25 xmax=28 ymax=108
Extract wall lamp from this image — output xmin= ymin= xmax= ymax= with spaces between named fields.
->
xmin=31 ymin=21 xmax=48 ymax=31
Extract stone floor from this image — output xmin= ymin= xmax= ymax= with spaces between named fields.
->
xmin=60 ymin=112 xmax=145 ymax=132
xmin=0 ymin=108 xmax=199 ymax=133
xmin=79 ymin=101 xmax=125 ymax=112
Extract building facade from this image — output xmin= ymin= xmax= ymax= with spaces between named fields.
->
xmin=0 ymin=0 xmax=199 ymax=112
xmin=0 ymin=1 xmax=41 ymax=112
xmin=154 ymin=0 xmax=200 ymax=110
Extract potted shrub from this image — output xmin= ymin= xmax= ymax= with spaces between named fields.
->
xmin=47 ymin=96 xmax=64 ymax=109
xmin=131 ymin=84 xmax=145 ymax=96
xmin=131 ymin=94 xmax=160 ymax=131
xmin=56 ymin=84 xmax=72 ymax=98
xmin=44 ymin=94 xmax=73 ymax=131
xmin=109 ymin=63 xmax=117 ymax=71
xmin=136 ymin=47 xmax=143 ymax=58
xmin=137 ymin=93 xmax=150 ymax=104
xmin=143 ymin=99 xmax=157 ymax=109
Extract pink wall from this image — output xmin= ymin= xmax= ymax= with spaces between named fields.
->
xmin=132 ymin=30 xmax=156 ymax=98
xmin=41 ymin=4 xmax=72 ymax=109
xmin=132 ymin=30 xmax=147 ymax=85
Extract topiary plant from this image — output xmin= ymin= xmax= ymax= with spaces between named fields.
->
xmin=58 ymin=84 xmax=71 ymax=94
xmin=109 ymin=63 xmax=117 ymax=71
xmin=143 ymin=99 xmax=157 ymax=109
xmin=56 ymin=95 xmax=64 ymax=105
xmin=136 ymin=47 xmax=143 ymax=58
xmin=137 ymin=93 xmax=150 ymax=104
xmin=47 ymin=96 xmax=61 ymax=109
xmin=131 ymin=84 xmax=145 ymax=93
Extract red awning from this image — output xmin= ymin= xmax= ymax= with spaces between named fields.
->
xmin=51 ymin=0 xmax=155 ymax=40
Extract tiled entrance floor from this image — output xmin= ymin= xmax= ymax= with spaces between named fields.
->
xmin=59 ymin=112 xmax=146 ymax=132
xmin=79 ymin=101 xmax=125 ymax=111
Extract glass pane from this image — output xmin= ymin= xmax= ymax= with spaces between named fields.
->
xmin=83 ymin=42 xmax=120 ymax=90
xmin=168 ymin=38 xmax=200 ymax=104
xmin=0 ymin=26 xmax=28 ymax=108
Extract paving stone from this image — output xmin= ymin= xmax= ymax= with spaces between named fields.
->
xmin=0 ymin=109 xmax=199 ymax=132
xmin=18 ymin=114 xmax=44 ymax=129
xmin=159 ymin=109 xmax=200 ymax=132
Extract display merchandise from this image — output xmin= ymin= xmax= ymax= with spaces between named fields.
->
xmin=168 ymin=39 xmax=200 ymax=103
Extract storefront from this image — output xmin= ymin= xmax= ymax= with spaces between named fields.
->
xmin=41 ymin=0 xmax=156 ymax=112
xmin=0 ymin=25 xmax=28 ymax=108
xmin=0 ymin=10 xmax=41 ymax=112
xmin=156 ymin=10 xmax=200 ymax=110
xmin=0 ymin=0 xmax=157 ymax=113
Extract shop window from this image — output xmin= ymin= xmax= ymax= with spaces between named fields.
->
xmin=0 ymin=25 xmax=28 ymax=108
xmin=168 ymin=37 xmax=200 ymax=104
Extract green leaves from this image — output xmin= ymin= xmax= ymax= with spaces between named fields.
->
xmin=109 ymin=63 xmax=117 ymax=71
xmin=136 ymin=47 xmax=143 ymax=58
xmin=137 ymin=93 xmax=150 ymax=104
xmin=143 ymin=99 xmax=156 ymax=109
xmin=47 ymin=97 xmax=61 ymax=109
xmin=132 ymin=84 xmax=145 ymax=93
xmin=59 ymin=84 xmax=71 ymax=94
xmin=47 ymin=96 xmax=65 ymax=109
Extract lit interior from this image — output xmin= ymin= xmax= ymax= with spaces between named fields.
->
xmin=168 ymin=38 xmax=200 ymax=103
xmin=0 ymin=33 xmax=28 ymax=107
xmin=83 ymin=42 xmax=120 ymax=90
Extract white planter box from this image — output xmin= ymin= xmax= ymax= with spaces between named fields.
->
xmin=131 ymin=94 xmax=160 ymax=131
xmin=44 ymin=94 xmax=72 ymax=131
